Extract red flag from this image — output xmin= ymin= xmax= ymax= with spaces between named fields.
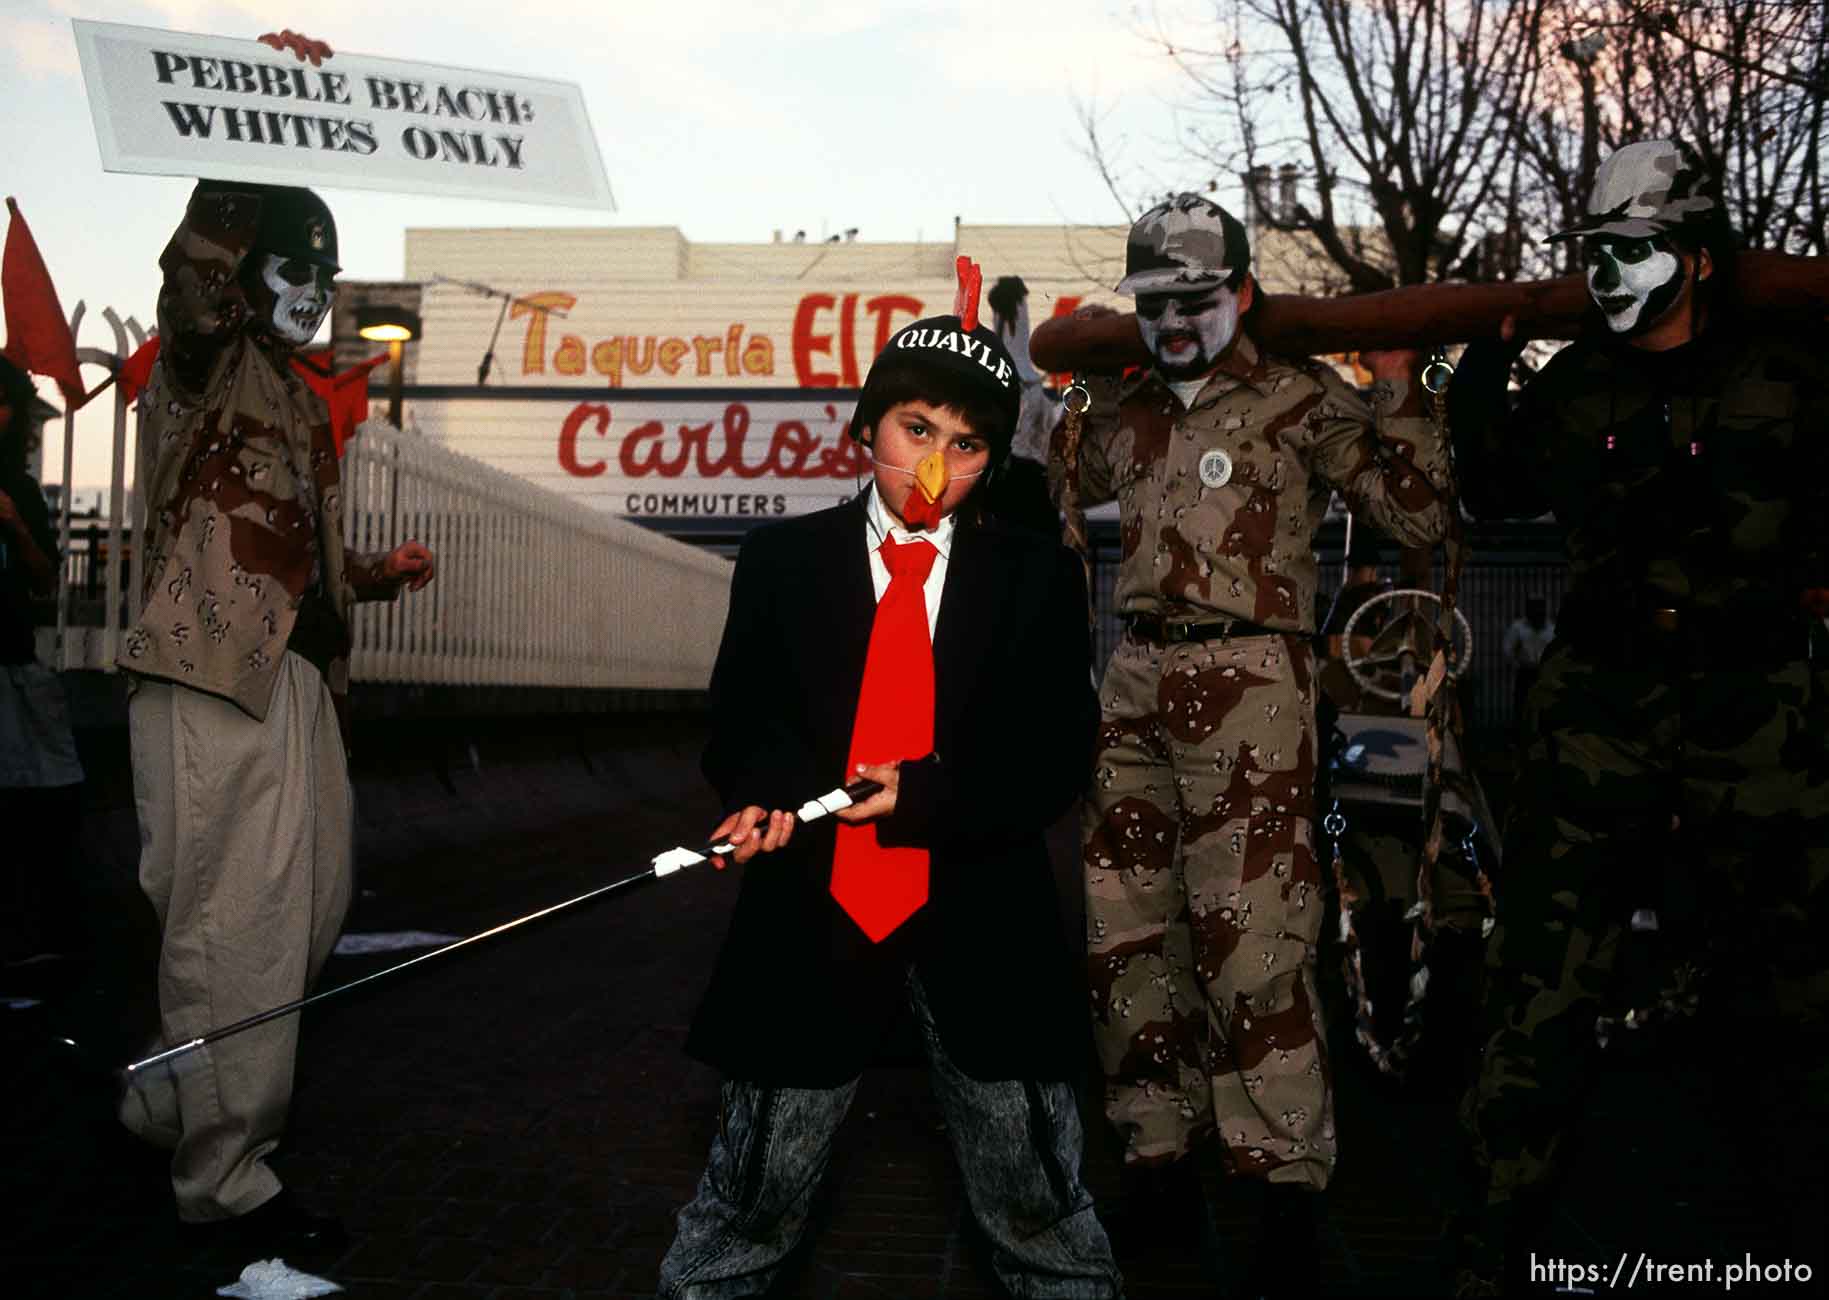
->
xmin=292 ymin=352 xmax=390 ymax=456
xmin=114 ymin=332 xmax=385 ymax=457
xmin=117 ymin=336 xmax=163 ymax=404
xmin=3 ymin=198 xmax=86 ymax=408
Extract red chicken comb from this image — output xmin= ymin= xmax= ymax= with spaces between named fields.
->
xmin=953 ymin=256 xmax=983 ymax=332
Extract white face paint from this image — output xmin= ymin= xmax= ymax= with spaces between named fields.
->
xmin=259 ymin=254 xmax=335 ymax=346
xmin=1135 ymin=287 xmax=1241 ymax=379
xmin=1582 ymin=237 xmax=1682 ymax=335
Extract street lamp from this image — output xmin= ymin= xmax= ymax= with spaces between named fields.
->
xmin=356 ymin=305 xmax=422 ymax=428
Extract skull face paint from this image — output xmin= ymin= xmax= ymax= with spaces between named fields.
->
xmin=258 ymin=254 xmax=335 ymax=346
xmin=1135 ymin=287 xmax=1241 ymax=380
xmin=1582 ymin=236 xmax=1683 ymax=335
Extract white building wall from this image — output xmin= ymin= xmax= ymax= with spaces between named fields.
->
xmin=359 ymin=222 xmax=1135 ymax=524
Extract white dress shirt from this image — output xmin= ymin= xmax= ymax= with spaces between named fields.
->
xmin=863 ymin=485 xmax=952 ymax=637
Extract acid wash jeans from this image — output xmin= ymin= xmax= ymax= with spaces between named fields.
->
xmin=658 ymin=972 xmax=1123 ymax=1299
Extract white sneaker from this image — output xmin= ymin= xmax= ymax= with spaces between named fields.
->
xmin=215 ymin=1258 xmax=343 ymax=1299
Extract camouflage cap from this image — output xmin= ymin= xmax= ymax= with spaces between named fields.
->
xmin=1548 ymin=139 xmax=1722 ymax=244
xmin=1115 ymin=193 xmax=1250 ymax=297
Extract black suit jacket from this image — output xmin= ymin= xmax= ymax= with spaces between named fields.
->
xmin=684 ymin=496 xmax=1098 ymax=1086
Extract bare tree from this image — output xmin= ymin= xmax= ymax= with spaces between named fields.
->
xmin=1113 ymin=0 xmax=1554 ymax=290
xmin=1102 ymin=0 xmax=1825 ymax=291
xmin=1524 ymin=0 xmax=1827 ymax=263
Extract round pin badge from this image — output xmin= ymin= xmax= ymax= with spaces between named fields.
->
xmin=1198 ymin=448 xmax=1234 ymax=488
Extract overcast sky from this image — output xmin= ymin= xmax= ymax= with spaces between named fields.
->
xmin=4 ymin=0 xmax=1213 ymax=491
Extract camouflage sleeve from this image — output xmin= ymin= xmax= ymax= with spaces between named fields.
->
xmin=345 ymin=550 xmax=403 ymax=603
xmin=155 ymin=181 xmax=266 ymax=394
xmin=1304 ymin=366 xmax=1453 ymax=548
xmin=1445 ymin=338 xmax=1552 ymax=521
xmin=1045 ymin=373 xmax=1120 ymax=508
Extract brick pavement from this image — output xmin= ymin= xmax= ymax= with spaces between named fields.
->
xmin=2 ymin=715 xmax=1817 ymax=1298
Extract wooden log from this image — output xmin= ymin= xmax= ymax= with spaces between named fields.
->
xmin=1029 ymin=252 xmax=1829 ymax=374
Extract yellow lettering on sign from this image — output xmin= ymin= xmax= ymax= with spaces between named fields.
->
xmin=741 ymin=335 xmax=774 ymax=377
xmin=592 ymin=339 xmax=622 ymax=386
xmin=506 ymin=295 xmax=782 ymax=384
xmin=511 ymin=291 xmax=577 ymax=375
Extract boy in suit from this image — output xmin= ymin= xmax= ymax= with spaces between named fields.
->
xmin=657 ymin=283 xmax=1122 ymax=1300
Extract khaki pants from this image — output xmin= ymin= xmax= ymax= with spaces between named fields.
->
xmin=1085 ymin=632 xmax=1335 ymax=1188
xmin=121 ymin=652 xmax=353 ymax=1222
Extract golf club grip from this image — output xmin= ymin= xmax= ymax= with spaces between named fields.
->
xmin=703 ymin=779 xmax=887 ymax=852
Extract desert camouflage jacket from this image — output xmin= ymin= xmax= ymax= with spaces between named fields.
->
xmin=120 ymin=183 xmax=396 ymax=719
xmin=1450 ymin=321 xmax=1829 ymax=629
xmin=1052 ymin=333 xmax=1453 ymax=629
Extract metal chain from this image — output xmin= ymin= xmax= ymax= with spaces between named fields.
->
xmin=1058 ymin=378 xmax=1094 ymax=624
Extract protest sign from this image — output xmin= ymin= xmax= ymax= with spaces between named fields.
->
xmin=71 ymin=20 xmax=615 ymax=210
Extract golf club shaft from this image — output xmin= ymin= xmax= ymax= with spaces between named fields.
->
xmin=125 ymin=866 xmax=661 ymax=1075
xmin=123 ymin=778 xmax=886 ymax=1075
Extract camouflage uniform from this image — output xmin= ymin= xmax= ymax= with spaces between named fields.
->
xmin=1450 ymin=202 xmax=1829 ymax=1270
xmin=1058 ymin=331 xmax=1453 ymax=1184
xmin=117 ymin=183 xmax=400 ymax=1224
xmin=123 ymin=182 xmax=396 ymax=709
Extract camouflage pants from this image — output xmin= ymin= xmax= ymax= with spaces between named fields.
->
xmin=1463 ymin=646 xmax=1829 ymax=1210
xmin=1085 ymin=632 xmax=1334 ymax=1188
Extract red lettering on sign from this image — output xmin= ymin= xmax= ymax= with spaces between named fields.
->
xmin=619 ymin=418 xmax=689 ymax=477
xmin=766 ymin=418 xmax=820 ymax=477
xmin=572 ymin=402 xmax=870 ymax=480
xmin=558 ymin=403 xmax=610 ymax=477
xmin=865 ymin=295 xmax=923 ymax=355
xmin=792 ymin=294 xmax=839 ymax=387
xmin=839 ymin=293 xmax=859 ymax=387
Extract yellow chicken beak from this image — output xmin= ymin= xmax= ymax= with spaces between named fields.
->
xmin=913 ymin=450 xmax=948 ymax=503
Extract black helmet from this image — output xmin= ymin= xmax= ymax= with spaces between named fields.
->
xmin=848 ymin=315 xmax=1023 ymax=473
xmin=253 ymin=186 xmax=340 ymax=272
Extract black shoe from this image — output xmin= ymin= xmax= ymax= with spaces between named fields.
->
xmin=180 ymin=1188 xmax=347 ymax=1262
xmin=1098 ymin=1157 xmax=1207 ymax=1259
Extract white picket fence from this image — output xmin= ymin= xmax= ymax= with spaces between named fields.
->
xmin=42 ymin=305 xmax=732 ymax=692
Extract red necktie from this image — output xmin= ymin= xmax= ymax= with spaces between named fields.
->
xmin=830 ymin=534 xmax=939 ymax=942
